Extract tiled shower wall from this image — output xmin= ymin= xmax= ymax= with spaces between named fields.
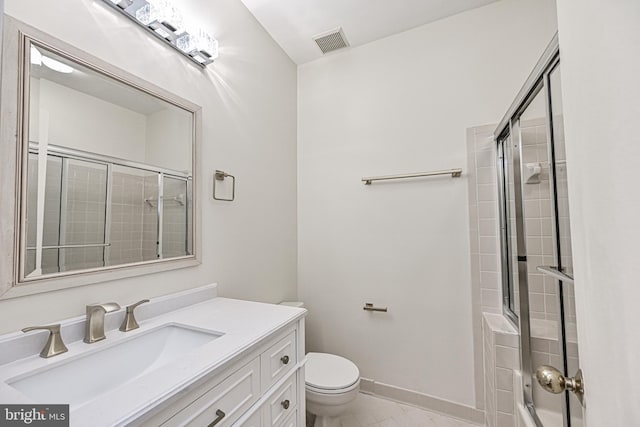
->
xmin=466 ymin=124 xmax=502 ymax=412
xmin=483 ymin=313 xmax=520 ymax=427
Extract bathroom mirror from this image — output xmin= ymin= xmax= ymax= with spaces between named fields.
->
xmin=0 ymin=17 xmax=201 ymax=298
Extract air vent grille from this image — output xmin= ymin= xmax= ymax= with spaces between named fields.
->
xmin=313 ymin=28 xmax=349 ymax=54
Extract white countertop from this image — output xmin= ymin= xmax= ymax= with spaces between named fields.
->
xmin=0 ymin=288 xmax=306 ymax=426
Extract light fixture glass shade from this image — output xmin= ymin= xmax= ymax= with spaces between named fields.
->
xmin=102 ymin=0 xmax=217 ymax=67
xmin=108 ymin=0 xmax=133 ymax=9
xmin=135 ymin=0 xmax=183 ymax=33
xmin=177 ymin=29 xmax=219 ymax=61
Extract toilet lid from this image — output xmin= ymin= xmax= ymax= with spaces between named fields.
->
xmin=306 ymin=352 xmax=360 ymax=391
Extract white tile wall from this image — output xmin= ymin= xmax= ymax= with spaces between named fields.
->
xmin=467 ymin=124 xmax=502 ymax=412
xmin=483 ymin=314 xmax=519 ymax=427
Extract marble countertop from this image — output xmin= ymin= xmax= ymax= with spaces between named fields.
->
xmin=0 ymin=285 xmax=306 ymax=426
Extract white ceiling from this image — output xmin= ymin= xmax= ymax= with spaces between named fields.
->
xmin=240 ymin=0 xmax=499 ymax=64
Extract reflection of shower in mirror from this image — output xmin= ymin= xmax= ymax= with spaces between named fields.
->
xmin=145 ymin=193 xmax=186 ymax=207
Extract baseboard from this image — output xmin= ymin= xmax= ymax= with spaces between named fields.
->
xmin=359 ymin=378 xmax=485 ymax=425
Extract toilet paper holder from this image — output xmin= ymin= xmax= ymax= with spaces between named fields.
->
xmin=363 ymin=303 xmax=387 ymax=312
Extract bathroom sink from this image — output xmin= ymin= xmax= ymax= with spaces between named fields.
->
xmin=6 ymin=324 xmax=223 ymax=407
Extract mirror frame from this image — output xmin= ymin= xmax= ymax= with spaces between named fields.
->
xmin=0 ymin=16 xmax=202 ymax=299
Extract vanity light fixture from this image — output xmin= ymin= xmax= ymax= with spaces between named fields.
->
xmin=100 ymin=0 xmax=218 ymax=67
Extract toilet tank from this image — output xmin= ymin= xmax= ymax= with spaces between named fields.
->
xmin=279 ymin=301 xmax=305 ymax=308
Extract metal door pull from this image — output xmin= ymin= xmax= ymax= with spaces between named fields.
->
xmin=535 ymin=365 xmax=584 ymax=405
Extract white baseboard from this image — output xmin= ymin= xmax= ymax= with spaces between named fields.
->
xmin=359 ymin=378 xmax=485 ymax=425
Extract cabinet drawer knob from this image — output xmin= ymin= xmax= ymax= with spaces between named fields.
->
xmin=208 ymin=409 xmax=226 ymax=427
xmin=280 ymin=355 xmax=290 ymax=365
xmin=281 ymin=399 xmax=290 ymax=410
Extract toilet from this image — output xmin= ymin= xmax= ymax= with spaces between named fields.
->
xmin=280 ymin=302 xmax=360 ymax=427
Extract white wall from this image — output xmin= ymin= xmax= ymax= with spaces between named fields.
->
xmin=145 ymin=108 xmax=192 ymax=172
xmin=33 ymin=79 xmax=147 ymax=161
xmin=555 ymin=0 xmax=640 ymax=424
xmin=0 ymin=0 xmax=298 ymax=334
xmin=298 ymin=0 xmax=557 ymax=407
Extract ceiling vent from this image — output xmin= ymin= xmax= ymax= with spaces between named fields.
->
xmin=313 ymin=27 xmax=350 ymax=54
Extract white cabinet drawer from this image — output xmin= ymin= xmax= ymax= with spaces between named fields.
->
xmin=260 ymin=330 xmax=296 ymax=392
xmin=263 ymin=374 xmax=297 ymax=426
xmin=163 ymin=357 xmax=261 ymax=427
xmin=233 ymin=408 xmax=261 ymax=427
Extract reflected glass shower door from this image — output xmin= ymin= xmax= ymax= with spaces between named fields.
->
xmin=25 ymin=153 xmax=108 ymax=276
xmin=161 ymin=176 xmax=191 ymax=258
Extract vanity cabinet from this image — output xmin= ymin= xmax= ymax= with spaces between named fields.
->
xmin=136 ymin=321 xmax=305 ymax=427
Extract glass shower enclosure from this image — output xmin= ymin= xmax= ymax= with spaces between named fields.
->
xmin=25 ymin=144 xmax=192 ymax=277
xmin=495 ymin=36 xmax=582 ymax=427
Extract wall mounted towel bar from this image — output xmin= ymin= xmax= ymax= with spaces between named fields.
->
xmin=362 ymin=168 xmax=462 ymax=185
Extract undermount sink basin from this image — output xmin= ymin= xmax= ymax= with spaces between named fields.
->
xmin=7 ymin=324 xmax=223 ymax=407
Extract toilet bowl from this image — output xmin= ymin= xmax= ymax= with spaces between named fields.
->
xmin=305 ymin=352 xmax=360 ymax=427
xmin=279 ymin=302 xmax=360 ymax=427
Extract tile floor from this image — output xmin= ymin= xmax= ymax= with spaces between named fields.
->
xmin=308 ymin=392 xmax=483 ymax=427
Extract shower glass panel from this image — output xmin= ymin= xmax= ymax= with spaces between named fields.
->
xmin=161 ymin=176 xmax=190 ymax=258
xmin=496 ymin=39 xmax=582 ymax=426
xmin=498 ymin=134 xmax=520 ymax=321
xmin=110 ymin=165 xmax=155 ymax=265
xmin=547 ymin=64 xmax=582 ymax=427
xmin=25 ymin=154 xmax=64 ymax=276
xmin=61 ymin=159 xmax=108 ymax=272
xmin=518 ymin=89 xmax=567 ymax=426
xmin=25 ymin=154 xmax=108 ymax=276
xmin=141 ymin=171 xmax=160 ymax=262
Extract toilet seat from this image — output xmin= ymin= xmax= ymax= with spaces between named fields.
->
xmin=305 ymin=352 xmax=360 ymax=394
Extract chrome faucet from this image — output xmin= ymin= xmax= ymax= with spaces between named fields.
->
xmin=84 ymin=302 xmax=121 ymax=343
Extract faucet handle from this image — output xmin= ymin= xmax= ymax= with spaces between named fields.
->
xmin=22 ymin=324 xmax=68 ymax=358
xmin=119 ymin=299 xmax=150 ymax=332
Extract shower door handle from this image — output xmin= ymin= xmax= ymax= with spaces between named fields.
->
xmin=536 ymin=266 xmax=574 ymax=284
xmin=535 ymin=365 xmax=584 ymax=405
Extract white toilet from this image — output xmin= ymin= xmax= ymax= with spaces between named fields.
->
xmin=280 ymin=302 xmax=360 ymax=427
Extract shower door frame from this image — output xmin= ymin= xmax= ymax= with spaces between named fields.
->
xmin=494 ymin=34 xmax=576 ymax=427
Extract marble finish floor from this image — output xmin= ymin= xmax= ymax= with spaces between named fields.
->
xmin=309 ymin=393 xmax=483 ymax=427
